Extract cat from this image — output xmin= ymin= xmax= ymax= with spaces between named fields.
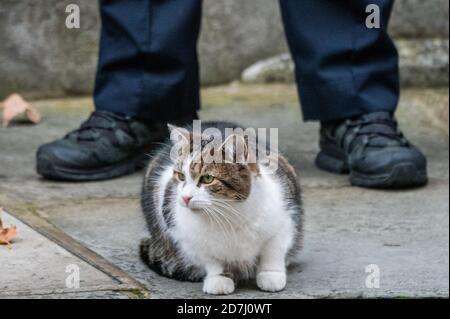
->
xmin=140 ymin=121 xmax=303 ymax=295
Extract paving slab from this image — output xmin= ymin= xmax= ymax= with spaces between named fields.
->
xmin=0 ymin=209 xmax=125 ymax=298
xmin=0 ymin=84 xmax=448 ymax=298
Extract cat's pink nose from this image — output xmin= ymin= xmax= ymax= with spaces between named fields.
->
xmin=182 ymin=196 xmax=193 ymax=205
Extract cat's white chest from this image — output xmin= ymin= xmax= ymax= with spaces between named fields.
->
xmin=171 ymin=171 xmax=290 ymax=267
xmin=178 ymin=213 xmax=266 ymax=264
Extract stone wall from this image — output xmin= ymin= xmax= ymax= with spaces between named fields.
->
xmin=0 ymin=0 xmax=448 ymax=100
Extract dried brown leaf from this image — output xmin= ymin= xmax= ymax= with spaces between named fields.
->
xmin=0 ymin=208 xmax=18 ymax=249
xmin=0 ymin=94 xmax=41 ymax=128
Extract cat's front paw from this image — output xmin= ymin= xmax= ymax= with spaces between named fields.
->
xmin=256 ymin=271 xmax=287 ymax=292
xmin=203 ymin=275 xmax=235 ymax=295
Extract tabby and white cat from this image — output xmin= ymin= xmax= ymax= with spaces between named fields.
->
xmin=140 ymin=121 xmax=303 ymax=295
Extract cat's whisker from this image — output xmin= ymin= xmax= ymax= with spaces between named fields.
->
xmin=208 ymin=200 xmax=251 ymax=223
xmin=202 ymin=208 xmax=215 ymax=226
xmin=202 ymin=207 xmax=217 ymax=226
xmin=205 ymin=207 xmax=234 ymax=241
xmin=210 ymin=201 xmax=275 ymax=238
xmin=207 ymin=207 xmax=230 ymax=233
xmin=208 ymin=202 xmax=244 ymax=220
xmin=213 ymin=205 xmax=249 ymax=224
xmin=208 ymin=206 xmax=240 ymax=244
xmin=204 ymin=205 xmax=233 ymax=232
xmin=188 ymin=199 xmax=248 ymax=231
xmin=212 ymin=206 xmax=245 ymax=239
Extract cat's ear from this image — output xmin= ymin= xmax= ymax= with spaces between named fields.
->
xmin=220 ymin=134 xmax=248 ymax=164
xmin=168 ymin=124 xmax=192 ymax=161
xmin=168 ymin=124 xmax=191 ymax=145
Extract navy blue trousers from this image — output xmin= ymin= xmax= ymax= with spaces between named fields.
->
xmin=95 ymin=0 xmax=399 ymax=122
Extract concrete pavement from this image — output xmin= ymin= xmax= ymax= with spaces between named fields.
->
xmin=0 ymin=206 xmax=143 ymax=299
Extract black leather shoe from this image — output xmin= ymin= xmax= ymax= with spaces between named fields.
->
xmin=316 ymin=112 xmax=428 ymax=189
xmin=36 ymin=111 xmax=196 ymax=181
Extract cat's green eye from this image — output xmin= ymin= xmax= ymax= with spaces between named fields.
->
xmin=176 ymin=172 xmax=185 ymax=181
xmin=200 ymin=175 xmax=215 ymax=184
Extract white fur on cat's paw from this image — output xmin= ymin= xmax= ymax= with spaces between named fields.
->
xmin=256 ymin=271 xmax=287 ymax=292
xmin=203 ymin=275 xmax=235 ymax=295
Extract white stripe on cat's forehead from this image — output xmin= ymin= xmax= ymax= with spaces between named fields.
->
xmin=183 ymin=155 xmax=196 ymax=182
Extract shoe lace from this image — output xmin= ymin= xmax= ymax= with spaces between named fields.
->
xmin=343 ymin=114 xmax=409 ymax=152
xmin=67 ymin=111 xmax=129 ymax=142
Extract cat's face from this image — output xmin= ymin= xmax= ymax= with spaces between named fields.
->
xmin=173 ymin=160 xmax=252 ymax=211
xmin=169 ymin=125 xmax=256 ymax=212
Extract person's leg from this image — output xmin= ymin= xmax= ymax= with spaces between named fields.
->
xmin=280 ymin=0 xmax=427 ymax=188
xmin=37 ymin=0 xmax=202 ymax=181
xmin=279 ymin=0 xmax=399 ymax=122
xmin=95 ymin=0 xmax=202 ymax=121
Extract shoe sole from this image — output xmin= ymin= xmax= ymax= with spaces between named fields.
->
xmin=37 ymin=149 xmax=152 ymax=182
xmin=315 ymin=151 xmax=428 ymax=189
